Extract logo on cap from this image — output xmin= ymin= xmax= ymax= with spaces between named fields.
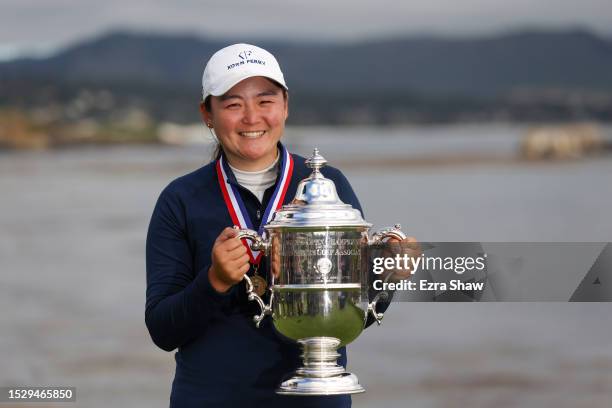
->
xmin=227 ymin=50 xmax=267 ymax=70
xmin=238 ymin=50 xmax=253 ymax=60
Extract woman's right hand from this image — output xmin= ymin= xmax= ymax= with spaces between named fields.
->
xmin=208 ymin=227 xmax=250 ymax=293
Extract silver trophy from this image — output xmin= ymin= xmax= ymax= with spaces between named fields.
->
xmin=237 ymin=148 xmax=406 ymax=396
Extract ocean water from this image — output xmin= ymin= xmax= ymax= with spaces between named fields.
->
xmin=1 ymin=124 xmax=612 ymax=407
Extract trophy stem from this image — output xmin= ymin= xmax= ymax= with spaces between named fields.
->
xmin=297 ymin=337 xmax=345 ymax=377
xmin=276 ymin=337 xmax=365 ymax=395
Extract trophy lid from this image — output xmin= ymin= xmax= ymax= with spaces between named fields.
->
xmin=266 ymin=148 xmax=371 ymax=228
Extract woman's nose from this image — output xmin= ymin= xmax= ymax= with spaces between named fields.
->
xmin=242 ymin=104 xmax=260 ymax=125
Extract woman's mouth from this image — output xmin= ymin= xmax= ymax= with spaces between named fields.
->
xmin=239 ymin=131 xmax=266 ymax=139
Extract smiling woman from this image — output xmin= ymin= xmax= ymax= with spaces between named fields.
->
xmin=145 ymin=43 xmax=367 ymax=408
xmin=201 ymin=76 xmax=289 ymax=171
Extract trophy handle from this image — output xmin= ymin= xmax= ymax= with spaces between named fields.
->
xmin=367 ymin=224 xmax=407 ymax=325
xmin=243 ymin=274 xmax=272 ymax=328
xmin=234 ymin=226 xmax=268 ymax=252
xmin=367 ymin=291 xmax=389 ymax=325
xmin=369 ymin=224 xmax=407 ymax=284
xmin=234 ymin=227 xmax=272 ymax=328
xmin=370 ymin=224 xmax=407 ymax=244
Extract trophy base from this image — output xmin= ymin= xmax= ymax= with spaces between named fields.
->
xmin=276 ymin=337 xmax=366 ymax=396
xmin=277 ymin=372 xmax=365 ymax=396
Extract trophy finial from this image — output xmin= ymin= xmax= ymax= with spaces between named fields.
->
xmin=306 ymin=147 xmax=327 ymax=173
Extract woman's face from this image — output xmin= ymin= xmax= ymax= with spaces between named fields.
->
xmin=202 ymin=76 xmax=288 ymax=171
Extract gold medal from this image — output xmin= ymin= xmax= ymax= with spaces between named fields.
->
xmin=250 ymin=274 xmax=268 ymax=297
xmin=249 ymin=263 xmax=267 ymax=297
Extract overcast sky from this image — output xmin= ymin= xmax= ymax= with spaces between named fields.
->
xmin=1 ymin=0 xmax=612 ymax=60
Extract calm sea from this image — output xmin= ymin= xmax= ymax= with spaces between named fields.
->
xmin=1 ymin=124 xmax=612 ymax=407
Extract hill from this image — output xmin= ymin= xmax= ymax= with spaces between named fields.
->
xmin=1 ymin=29 xmax=612 ymax=125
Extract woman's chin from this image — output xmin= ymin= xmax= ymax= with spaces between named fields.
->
xmin=246 ymin=152 xmax=275 ymax=166
xmin=241 ymin=143 xmax=278 ymax=160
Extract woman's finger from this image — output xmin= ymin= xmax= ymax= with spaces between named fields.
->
xmin=221 ymin=236 xmax=246 ymax=252
xmin=229 ymin=252 xmax=250 ymax=265
xmin=225 ymin=243 xmax=248 ymax=259
xmin=216 ymin=227 xmax=238 ymax=243
xmin=400 ymin=237 xmax=421 ymax=252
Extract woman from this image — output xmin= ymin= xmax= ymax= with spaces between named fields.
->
xmin=145 ymin=43 xmax=409 ymax=407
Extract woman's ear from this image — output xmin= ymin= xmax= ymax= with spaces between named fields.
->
xmin=200 ymin=101 xmax=213 ymax=127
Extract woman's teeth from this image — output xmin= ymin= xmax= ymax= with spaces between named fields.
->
xmin=240 ymin=131 xmax=266 ymax=138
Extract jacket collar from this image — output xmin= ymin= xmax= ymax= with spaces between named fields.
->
xmin=219 ymin=142 xmax=285 ymax=187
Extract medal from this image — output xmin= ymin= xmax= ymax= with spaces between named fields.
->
xmin=250 ymin=275 xmax=267 ymax=297
xmin=250 ymin=264 xmax=268 ymax=297
xmin=216 ymin=145 xmax=293 ymax=291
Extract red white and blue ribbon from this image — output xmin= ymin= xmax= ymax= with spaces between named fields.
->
xmin=216 ymin=146 xmax=294 ymax=264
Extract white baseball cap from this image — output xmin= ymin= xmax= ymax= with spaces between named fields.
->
xmin=202 ymin=43 xmax=288 ymax=101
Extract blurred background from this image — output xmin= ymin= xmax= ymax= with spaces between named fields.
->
xmin=2 ymin=1 xmax=612 ymax=407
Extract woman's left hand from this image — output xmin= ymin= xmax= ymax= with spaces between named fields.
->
xmin=385 ymin=236 xmax=421 ymax=281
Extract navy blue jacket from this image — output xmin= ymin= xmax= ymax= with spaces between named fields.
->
xmin=146 ymin=147 xmax=369 ymax=407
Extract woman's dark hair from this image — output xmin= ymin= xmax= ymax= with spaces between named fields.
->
xmin=204 ymin=78 xmax=287 ymax=161
xmin=204 ymin=97 xmax=212 ymax=114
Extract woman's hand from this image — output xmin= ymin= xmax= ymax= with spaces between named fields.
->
xmin=270 ymin=235 xmax=281 ymax=279
xmin=385 ymin=236 xmax=421 ymax=281
xmin=208 ymin=227 xmax=250 ymax=293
